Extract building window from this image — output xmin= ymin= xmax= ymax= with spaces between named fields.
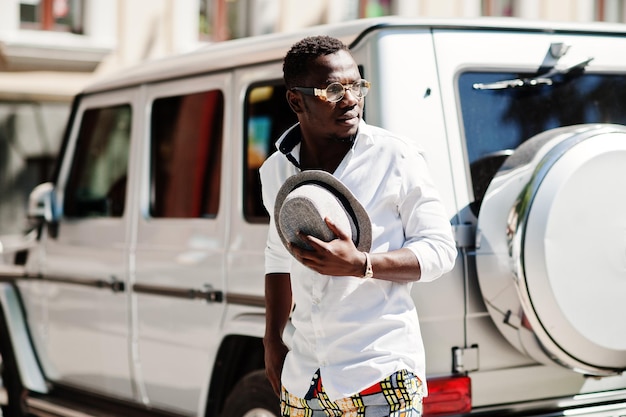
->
xmin=20 ymin=0 xmax=84 ymax=33
xmin=198 ymin=0 xmax=240 ymax=41
xmin=200 ymin=0 xmax=279 ymax=41
xmin=150 ymin=90 xmax=224 ymax=218
xmin=596 ymin=0 xmax=626 ymax=22
xmin=360 ymin=0 xmax=393 ymax=18
xmin=243 ymin=81 xmax=297 ymax=223
xmin=199 ymin=0 xmax=216 ymax=41
xmin=482 ymin=0 xmax=515 ymax=16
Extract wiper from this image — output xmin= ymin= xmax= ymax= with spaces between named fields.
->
xmin=473 ymin=56 xmax=594 ymax=90
xmin=472 ymin=77 xmax=553 ymax=90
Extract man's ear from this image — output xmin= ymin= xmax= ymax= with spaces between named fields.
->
xmin=286 ymin=90 xmax=304 ymax=114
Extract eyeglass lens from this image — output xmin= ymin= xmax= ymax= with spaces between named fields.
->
xmin=326 ymin=80 xmax=369 ymax=102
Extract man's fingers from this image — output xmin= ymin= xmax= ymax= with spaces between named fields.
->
xmin=293 ymin=232 xmax=326 ymax=254
xmin=325 ymin=217 xmax=351 ymax=241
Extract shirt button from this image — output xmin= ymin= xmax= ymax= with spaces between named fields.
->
xmin=312 ymin=297 xmax=320 ymax=305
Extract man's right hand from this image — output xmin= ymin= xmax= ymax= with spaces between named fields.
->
xmin=264 ymin=336 xmax=289 ymax=396
xmin=264 ymin=272 xmax=293 ymax=397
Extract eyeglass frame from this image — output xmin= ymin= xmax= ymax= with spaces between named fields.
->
xmin=291 ymin=79 xmax=371 ymax=103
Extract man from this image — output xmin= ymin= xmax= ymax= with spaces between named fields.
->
xmin=260 ymin=35 xmax=456 ymax=416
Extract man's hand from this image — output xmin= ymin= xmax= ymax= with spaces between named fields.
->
xmin=291 ymin=218 xmax=423 ymax=282
xmin=290 ymin=217 xmax=366 ymax=277
xmin=264 ymin=336 xmax=289 ymax=396
xmin=264 ymin=273 xmax=292 ymax=396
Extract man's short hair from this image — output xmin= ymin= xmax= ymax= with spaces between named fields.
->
xmin=283 ymin=35 xmax=350 ymax=89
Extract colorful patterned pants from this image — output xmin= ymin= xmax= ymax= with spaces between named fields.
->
xmin=280 ymin=369 xmax=423 ymax=417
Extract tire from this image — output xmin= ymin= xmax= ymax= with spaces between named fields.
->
xmin=221 ymin=369 xmax=280 ymax=417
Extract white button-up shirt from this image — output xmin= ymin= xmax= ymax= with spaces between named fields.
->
xmin=260 ymin=121 xmax=456 ymax=401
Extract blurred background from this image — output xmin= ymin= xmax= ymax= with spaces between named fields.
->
xmin=1 ymin=0 xmax=624 ymax=237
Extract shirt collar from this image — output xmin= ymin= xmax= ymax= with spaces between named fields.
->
xmin=275 ymin=120 xmax=371 ymax=170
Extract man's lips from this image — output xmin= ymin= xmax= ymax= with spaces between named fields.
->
xmin=337 ymin=112 xmax=359 ymax=122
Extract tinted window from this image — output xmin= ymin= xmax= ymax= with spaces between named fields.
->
xmin=459 ymin=72 xmax=626 ymax=212
xmin=151 ymin=90 xmax=224 ymax=218
xmin=64 ymin=105 xmax=131 ymax=218
xmin=243 ymin=82 xmax=297 ymax=222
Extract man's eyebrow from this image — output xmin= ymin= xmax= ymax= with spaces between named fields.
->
xmin=323 ymin=77 xmax=359 ymax=84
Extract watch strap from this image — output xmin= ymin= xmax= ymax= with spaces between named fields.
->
xmin=363 ymin=251 xmax=373 ymax=278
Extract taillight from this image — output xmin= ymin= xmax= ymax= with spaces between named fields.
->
xmin=423 ymin=375 xmax=471 ymax=416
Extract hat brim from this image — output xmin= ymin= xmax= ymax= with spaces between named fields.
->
xmin=274 ymin=170 xmax=372 ymax=258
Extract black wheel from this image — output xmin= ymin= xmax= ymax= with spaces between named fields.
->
xmin=0 ymin=306 xmax=28 ymax=417
xmin=221 ymin=369 xmax=280 ymax=417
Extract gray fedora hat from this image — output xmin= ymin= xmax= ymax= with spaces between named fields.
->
xmin=274 ymin=170 xmax=372 ymax=258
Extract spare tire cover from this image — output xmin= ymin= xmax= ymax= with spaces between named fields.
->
xmin=476 ymin=124 xmax=626 ymax=375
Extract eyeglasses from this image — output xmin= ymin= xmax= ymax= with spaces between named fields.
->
xmin=291 ymin=79 xmax=371 ymax=103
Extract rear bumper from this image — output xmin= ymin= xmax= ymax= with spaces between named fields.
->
xmin=464 ymin=390 xmax=626 ymax=417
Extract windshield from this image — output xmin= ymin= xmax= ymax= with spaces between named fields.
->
xmin=459 ymin=72 xmax=626 ymax=212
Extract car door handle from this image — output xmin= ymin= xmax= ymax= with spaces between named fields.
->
xmin=189 ymin=284 xmax=223 ymax=303
xmin=96 ymin=276 xmax=125 ymax=293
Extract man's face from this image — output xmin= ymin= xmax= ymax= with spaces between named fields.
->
xmin=291 ymin=50 xmax=364 ymax=142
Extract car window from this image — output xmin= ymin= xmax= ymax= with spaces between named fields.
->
xmin=243 ymin=82 xmax=297 ymax=223
xmin=150 ymin=90 xmax=224 ymax=218
xmin=459 ymin=72 xmax=626 ymax=212
xmin=64 ymin=104 xmax=131 ymax=218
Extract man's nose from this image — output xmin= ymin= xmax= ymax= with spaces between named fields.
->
xmin=340 ymin=87 xmax=359 ymax=105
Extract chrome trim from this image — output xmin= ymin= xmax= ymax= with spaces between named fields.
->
xmin=27 ymin=396 xmax=97 ymax=417
xmin=133 ymin=283 xmax=223 ymax=303
xmin=18 ymin=273 xmax=126 ymax=293
xmin=225 ymin=293 xmax=265 ymax=308
xmin=0 ymin=265 xmax=26 ymax=281
xmin=26 ymin=383 xmax=189 ymax=417
xmin=1 ymin=273 xmax=265 ymax=306
xmin=507 ymin=125 xmax=613 ymax=279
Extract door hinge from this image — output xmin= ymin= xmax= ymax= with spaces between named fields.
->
xmin=453 ymin=224 xmax=475 ymax=249
xmin=452 ymin=344 xmax=479 ymax=373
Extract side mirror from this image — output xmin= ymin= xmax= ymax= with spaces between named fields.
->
xmin=28 ymin=182 xmax=58 ymax=226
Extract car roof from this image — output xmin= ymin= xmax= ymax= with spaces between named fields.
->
xmin=83 ymin=16 xmax=626 ymax=95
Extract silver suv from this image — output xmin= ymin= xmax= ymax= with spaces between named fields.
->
xmin=0 ymin=17 xmax=625 ymax=417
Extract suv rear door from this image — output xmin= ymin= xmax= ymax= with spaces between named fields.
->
xmin=433 ymin=27 xmax=626 ymax=406
xmin=132 ymin=73 xmax=229 ymax=415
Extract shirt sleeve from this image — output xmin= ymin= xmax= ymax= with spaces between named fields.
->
xmin=399 ymin=150 xmax=457 ymax=282
xmin=260 ymin=156 xmax=293 ymax=275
